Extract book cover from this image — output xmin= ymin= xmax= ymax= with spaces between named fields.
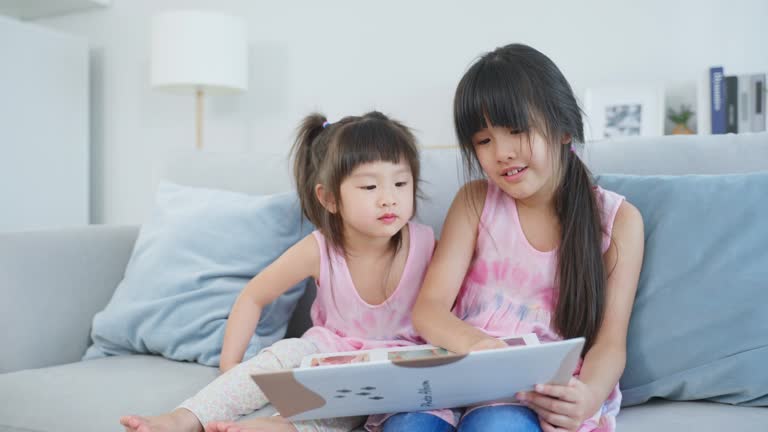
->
xmin=751 ymin=74 xmax=766 ymax=132
xmin=710 ymin=66 xmax=726 ymax=134
xmin=725 ymin=75 xmax=738 ymax=133
xmin=251 ymin=336 xmax=584 ymax=421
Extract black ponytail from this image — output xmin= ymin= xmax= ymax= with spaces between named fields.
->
xmin=554 ymin=146 xmax=606 ymax=351
xmin=291 ymin=113 xmax=329 ymax=229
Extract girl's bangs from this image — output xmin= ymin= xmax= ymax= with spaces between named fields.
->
xmin=455 ymin=61 xmax=536 ymax=145
xmin=338 ymin=121 xmax=414 ymax=174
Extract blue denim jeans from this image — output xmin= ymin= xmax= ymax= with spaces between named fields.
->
xmin=458 ymin=406 xmax=541 ymax=431
xmin=382 ymin=412 xmax=454 ymax=432
xmin=382 ymin=406 xmax=541 ymax=432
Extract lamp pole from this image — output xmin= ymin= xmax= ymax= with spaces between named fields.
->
xmin=196 ymin=89 xmax=204 ymax=150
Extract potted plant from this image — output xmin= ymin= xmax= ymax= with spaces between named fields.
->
xmin=667 ymin=104 xmax=695 ymax=135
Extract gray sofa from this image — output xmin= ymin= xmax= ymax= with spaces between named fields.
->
xmin=1 ymin=132 xmax=767 ymax=432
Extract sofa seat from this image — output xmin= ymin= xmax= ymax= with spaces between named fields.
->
xmin=1 ymin=355 xmax=766 ymax=432
xmin=0 ymin=356 xmax=273 ymax=432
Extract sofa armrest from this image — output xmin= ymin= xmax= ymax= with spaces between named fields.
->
xmin=0 ymin=225 xmax=139 ymax=373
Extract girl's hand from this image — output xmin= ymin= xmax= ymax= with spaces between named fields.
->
xmin=219 ymin=361 xmax=238 ymax=374
xmin=516 ymin=377 xmax=598 ymax=432
xmin=467 ymin=337 xmax=508 ymax=352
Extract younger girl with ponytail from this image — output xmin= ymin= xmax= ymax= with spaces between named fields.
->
xmin=374 ymin=44 xmax=645 ymax=432
xmin=121 ymin=111 xmax=435 ymax=432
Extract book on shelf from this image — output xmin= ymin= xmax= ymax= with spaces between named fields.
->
xmin=738 ymin=75 xmax=752 ymax=134
xmin=707 ymin=66 xmax=726 ymax=134
xmin=751 ymin=74 xmax=766 ymax=132
xmin=725 ymin=75 xmax=739 ymax=134
xmin=700 ymin=66 xmax=766 ymax=134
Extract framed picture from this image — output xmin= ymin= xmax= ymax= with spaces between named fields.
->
xmin=583 ymin=86 xmax=665 ymax=141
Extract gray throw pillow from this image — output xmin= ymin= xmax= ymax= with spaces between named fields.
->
xmin=84 ymin=182 xmax=314 ymax=366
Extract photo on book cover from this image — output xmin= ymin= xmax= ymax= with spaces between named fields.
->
xmin=387 ymin=347 xmax=451 ymax=361
xmin=301 ymin=334 xmax=541 ymax=368
xmin=309 ymin=352 xmax=370 ymax=367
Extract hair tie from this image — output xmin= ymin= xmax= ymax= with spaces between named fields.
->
xmin=569 ymin=144 xmax=575 ymax=153
xmin=322 ymin=121 xmax=331 ymax=129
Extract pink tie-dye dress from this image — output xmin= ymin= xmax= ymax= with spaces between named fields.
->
xmin=456 ymin=180 xmax=624 ymax=431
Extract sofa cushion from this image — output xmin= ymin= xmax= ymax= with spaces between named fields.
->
xmin=597 ymin=173 xmax=768 ymax=407
xmin=84 ymin=182 xmax=314 ymax=366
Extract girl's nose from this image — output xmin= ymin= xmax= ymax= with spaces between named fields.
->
xmin=379 ymin=189 xmax=397 ymax=207
xmin=496 ymin=139 xmax=518 ymax=161
xmin=379 ymin=197 xmax=396 ymax=207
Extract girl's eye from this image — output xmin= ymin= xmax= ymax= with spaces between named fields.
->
xmin=395 ymin=181 xmax=408 ymax=187
xmin=476 ymin=138 xmax=490 ymax=145
xmin=361 ymin=185 xmax=376 ymax=191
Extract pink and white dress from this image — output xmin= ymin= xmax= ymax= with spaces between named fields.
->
xmin=303 ymin=221 xmax=435 ymax=353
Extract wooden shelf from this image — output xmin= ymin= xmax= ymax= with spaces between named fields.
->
xmin=0 ymin=0 xmax=110 ymax=20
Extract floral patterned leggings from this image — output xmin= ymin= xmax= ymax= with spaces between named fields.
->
xmin=179 ymin=337 xmax=365 ymax=432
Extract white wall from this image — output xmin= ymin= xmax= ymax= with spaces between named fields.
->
xmin=0 ymin=16 xmax=89 ymax=231
xmin=33 ymin=0 xmax=768 ymax=225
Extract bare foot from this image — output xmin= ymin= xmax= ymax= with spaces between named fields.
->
xmin=206 ymin=416 xmax=298 ymax=432
xmin=120 ymin=408 xmax=203 ymax=432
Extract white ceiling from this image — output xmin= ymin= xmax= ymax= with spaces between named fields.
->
xmin=0 ymin=0 xmax=109 ymax=20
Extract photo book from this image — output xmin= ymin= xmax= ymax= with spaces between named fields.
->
xmin=251 ymin=334 xmax=584 ymax=421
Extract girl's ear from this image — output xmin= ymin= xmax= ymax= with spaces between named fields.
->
xmin=315 ymin=184 xmax=337 ymax=213
xmin=561 ymin=133 xmax=573 ymax=145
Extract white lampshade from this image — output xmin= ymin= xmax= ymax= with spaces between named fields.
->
xmin=151 ymin=10 xmax=248 ymax=92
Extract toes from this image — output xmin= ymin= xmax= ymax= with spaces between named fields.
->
xmin=206 ymin=421 xmax=233 ymax=432
xmin=136 ymin=422 xmax=152 ymax=432
xmin=119 ymin=416 xmax=142 ymax=429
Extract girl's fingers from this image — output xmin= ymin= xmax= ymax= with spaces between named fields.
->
xmin=523 ymin=393 xmax=577 ymax=417
xmin=526 ymin=402 xmax=579 ymax=430
xmin=534 ymin=384 xmax=579 ymax=402
xmin=539 ymin=418 xmax=567 ymax=432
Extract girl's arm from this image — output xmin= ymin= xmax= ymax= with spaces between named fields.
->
xmin=219 ymin=233 xmax=320 ymax=372
xmin=412 ymin=181 xmax=503 ymax=354
xmin=520 ymin=202 xmax=644 ymax=430
xmin=577 ymin=201 xmax=644 ymax=409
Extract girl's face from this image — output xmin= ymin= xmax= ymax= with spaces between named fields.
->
xmin=335 ymin=159 xmax=414 ymax=240
xmin=472 ymin=124 xmax=563 ymax=205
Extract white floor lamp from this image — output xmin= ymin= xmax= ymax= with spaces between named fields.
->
xmin=150 ymin=10 xmax=248 ymax=150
